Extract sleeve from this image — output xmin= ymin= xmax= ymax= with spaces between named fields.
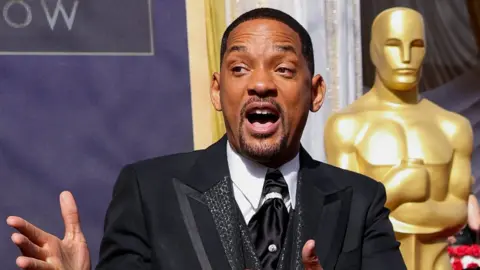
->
xmin=95 ymin=165 xmax=152 ymax=270
xmin=361 ymin=182 xmax=407 ymax=269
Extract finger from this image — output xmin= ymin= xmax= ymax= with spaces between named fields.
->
xmin=302 ymin=240 xmax=322 ymax=270
xmin=447 ymin=236 xmax=457 ymax=245
xmin=468 ymin=194 xmax=480 ymax=231
xmin=302 ymin=240 xmax=316 ymax=261
xmin=11 ymin=233 xmax=48 ymax=259
xmin=6 ymin=216 xmax=50 ymax=246
xmin=60 ymin=191 xmax=85 ymax=242
xmin=16 ymin=256 xmax=54 ymax=270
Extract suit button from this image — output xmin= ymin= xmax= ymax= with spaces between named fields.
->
xmin=268 ymin=244 xmax=277 ymax=253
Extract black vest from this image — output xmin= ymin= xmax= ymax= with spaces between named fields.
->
xmin=234 ymin=194 xmax=306 ymax=270
xmin=202 ymin=176 xmax=305 ymax=270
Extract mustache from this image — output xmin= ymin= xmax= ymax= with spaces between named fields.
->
xmin=240 ymin=97 xmax=284 ymax=117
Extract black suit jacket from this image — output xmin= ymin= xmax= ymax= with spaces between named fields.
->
xmin=96 ymin=137 xmax=406 ymax=269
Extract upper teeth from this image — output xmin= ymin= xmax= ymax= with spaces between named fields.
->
xmin=254 ymin=110 xmax=274 ymax=115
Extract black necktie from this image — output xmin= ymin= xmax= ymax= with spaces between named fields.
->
xmin=248 ymin=169 xmax=290 ymax=270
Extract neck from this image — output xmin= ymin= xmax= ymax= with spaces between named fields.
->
xmin=258 ymin=149 xmax=299 ymax=169
xmin=228 ymin=140 xmax=300 ymax=169
xmin=373 ymin=75 xmax=420 ymax=105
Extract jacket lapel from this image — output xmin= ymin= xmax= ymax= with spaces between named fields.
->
xmin=297 ymin=149 xmax=353 ymax=270
xmin=174 ymin=136 xmax=245 ymax=270
xmin=172 ymin=179 xmax=224 ymax=270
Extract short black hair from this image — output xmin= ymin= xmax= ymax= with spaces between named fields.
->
xmin=220 ymin=8 xmax=315 ymax=75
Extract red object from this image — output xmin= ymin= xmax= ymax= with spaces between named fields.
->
xmin=467 ymin=262 xmax=479 ymax=268
xmin=449 ymin=245 xmax=480 ymax=258
xmin=449 ymin=244 xmax=480 ymax=269
xmin=452 ymin=258 xmax=464 ymax=270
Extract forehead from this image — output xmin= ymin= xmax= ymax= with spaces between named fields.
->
xmin=374 ymin=11 xmax=425 ymax=41
xmin=227 ymin=19 xmax=302 ymax=49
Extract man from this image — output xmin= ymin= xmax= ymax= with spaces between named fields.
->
xmin=7 ymin=8 xmax=406 ymax=270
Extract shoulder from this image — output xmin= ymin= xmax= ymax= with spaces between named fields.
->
xmin=317 ymin=162 xmax=388 ymax=229
xmin=424 ymin=100 xmax=473 ymax=151
xmin=121 ymin=149 xmax=204 ymax=184
xmin=318 ymin=161 xmax=381 ymax=201
xmin=325 ymin=112 xmax=362 ymax=147
xmin=324 ymin=93 xmax=377 ymax=142
xmin=448 ymin=115 xmax=473 ymax=153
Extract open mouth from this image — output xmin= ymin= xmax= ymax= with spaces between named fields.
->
xmin=244 ymin=103 xmax=281 ymax=136
xmin=246 ymin=109 xmax=279 ymax=125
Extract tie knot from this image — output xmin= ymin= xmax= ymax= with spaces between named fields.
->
xmin=262 ymin=169 xmax=289 ymax=199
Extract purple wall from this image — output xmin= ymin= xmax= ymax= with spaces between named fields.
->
xmin=0 ymin=0 xmax=193 ymax=268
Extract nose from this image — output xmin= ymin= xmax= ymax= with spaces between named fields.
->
xmin=247 ymin=68 xmax=277 ymax=97
xmin=401 ymin=45 xmax=411 ymax=64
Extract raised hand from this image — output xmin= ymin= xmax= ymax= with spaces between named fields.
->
xmin=7 ymin=191 xmax=91 ymax=270
xmin=302 ymin=240 xmax=323 ymax=270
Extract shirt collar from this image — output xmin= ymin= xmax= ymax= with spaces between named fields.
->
xmin=226 ymin=140 xmax=299 ymax=210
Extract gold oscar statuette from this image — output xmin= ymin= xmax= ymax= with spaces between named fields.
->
xmin=324 ymin=7 xmax=474 ymax=270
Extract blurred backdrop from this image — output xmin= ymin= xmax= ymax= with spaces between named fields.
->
xmin=0 ymin=0 xmax=193 ymax=267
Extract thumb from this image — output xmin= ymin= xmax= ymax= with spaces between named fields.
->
xmin=60 ymin=191 xmax=85 ymax=242
xmin=302 ymin=240 xmax=322 ymax=270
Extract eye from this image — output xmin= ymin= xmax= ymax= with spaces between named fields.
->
xmin=231 ymin=65 xmax=249 ymax=76
xmin=411 ymin=39 xmax=424 ymax=47
xmin=385 ymin=38 xmax=402 ymax=47
xmin=276 ymin=66 xmax=295 ymax=78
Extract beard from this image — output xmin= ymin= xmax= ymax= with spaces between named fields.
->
xmin=238 ymin=132 xmax=288 ymax=162
xmin=237 ymin=97 xmax=288 ymax=162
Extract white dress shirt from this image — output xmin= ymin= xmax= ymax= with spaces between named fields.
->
xmin=226 ymin=141 xmax=300 ymax=224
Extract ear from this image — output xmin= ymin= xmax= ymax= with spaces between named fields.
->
xmin=210 ymin=72 xmax=222 ymax=111
xmin=310 ymin=74 xmax=326 ymax=112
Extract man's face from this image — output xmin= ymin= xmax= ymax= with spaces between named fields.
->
xmin=210 ymin=19 xmax=324 ymax=166
xmin=371 ymin=9 xmax=426 ymax=91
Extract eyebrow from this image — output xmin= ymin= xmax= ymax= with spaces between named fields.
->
xmin=228 ymin=45 xmax=248 ymax=54
xmin=274 ymin=44 xmax=297 ymax=54
xmin=227 ymin=44 xmax=297 ymax=54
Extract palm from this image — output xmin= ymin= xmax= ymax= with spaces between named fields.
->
xmin=59 ymin=239 xmax=90 ymax=270
xmin=7 ymin=191 xmax=91 ymax=270
xmin=40 ymin=237 xmax=90 ymax=270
